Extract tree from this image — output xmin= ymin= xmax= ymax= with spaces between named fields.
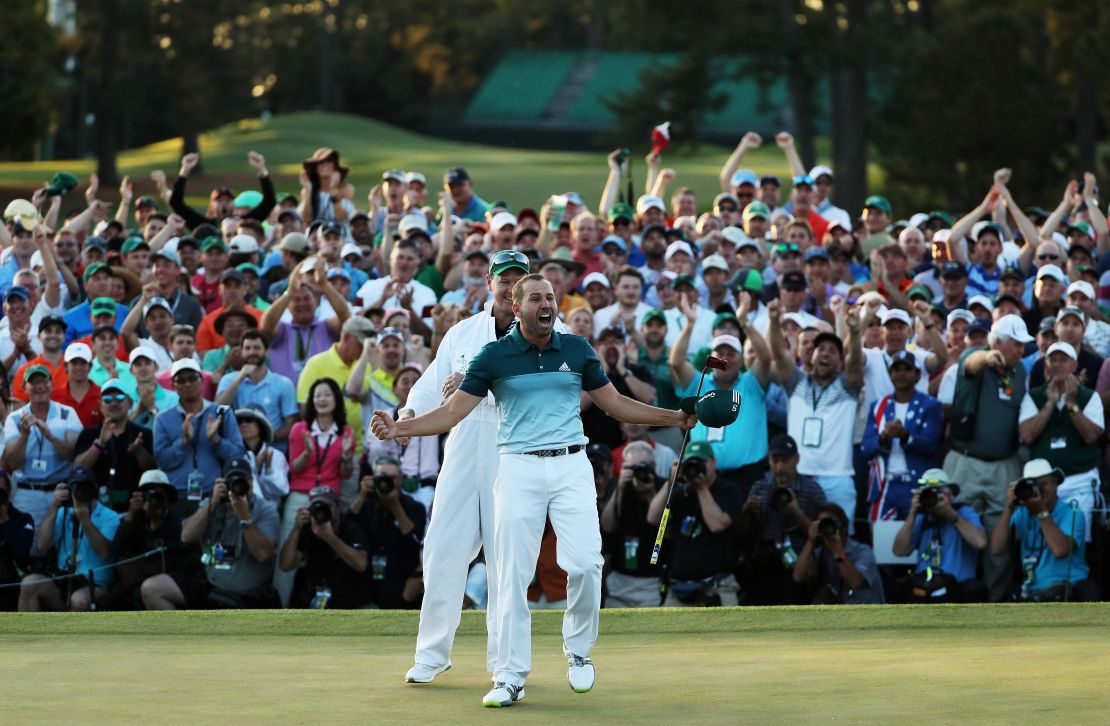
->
xmin=0 ymin=3 xmax=58 ymax=160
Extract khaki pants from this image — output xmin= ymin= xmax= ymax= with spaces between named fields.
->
xmin=663 ymin=574 xmax=740 ymax=607
xmin=943 ymin=450 xmax=1020 ymax=602
xmin=605 ymin=570 xmax=661 ymax=608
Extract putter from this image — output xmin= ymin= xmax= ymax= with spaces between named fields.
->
xmin=649 ymin=354 xmax=727 ymax=566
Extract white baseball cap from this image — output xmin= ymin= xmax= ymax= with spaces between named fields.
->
xmin=967 ymin=295 xmax=994 ymax=314
xmin=711 ymin=334 xmax=743 ymax=352
xmin=946 ymin=309 xmax=975 ymax=327
xmin=129 ymin=346 xmax=157 ymax=365
xmin=490 ymin=211 xmax=517 ymax=231
xmin=908 ymin=212 xmax=930 ymax=229
xmin=664 ymin=241 xmax=694 ymax=261
xmin=701 ymin=254 xmax=729 ymax=273
xmin=857 ymin=290 xmax=886 ymax=306
xmin=229 ymin=234 xmax=259 ymax=254
xmin=990 ymin=314 xmax=1034 ymax=344
xmin=781 ymin=312 xmax=809 ymax=329
xmin=64 ymin=342 xmax=92 ymax=363
xmin=719 ymin=227 xmax=747 ymax=247
xmin=340 ymin=242 xmax=363 ymax=259
xmin=1045 ymin=341 xmax=1077 ymax=360
xmin=398 ymin=213 xmax=429 ymax=237
xmin=636 ymin=195 xmax=666 ymax=214
xmin=932 ymin=229 xmax=951 ymax=244
xmin=171 ymin=358 xmax=202 ymax=378
xmin=1036 ymin=264 xmax=1067 ymax=283
xmin=1067 ymin=280 xmax=1095 ymax=300
xmin=580 ymin=272 xmax=610 ymax=290
xmin=881 ymin=308 xmax=912 ymax=326
xmin=808 ymin=165 xmax=834 ymax=181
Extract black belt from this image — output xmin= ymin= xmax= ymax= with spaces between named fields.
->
xmin=17 ymin=480 xmax=63 ymax=492
xmin=524 ymin=445 xmax=584 ymax=458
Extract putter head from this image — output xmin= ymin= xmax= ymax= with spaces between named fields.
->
xmin=705 ymin=354 xmax=727 ymax=371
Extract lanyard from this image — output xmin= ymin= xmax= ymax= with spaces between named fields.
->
xmin=168 ymin=290 xmax=181 ymax=314
xmin=314 ymin=433 xmax=336 ymax=485
xmin=296 ymin=325 xmax=315 ymax=361
xmin=810 ymin=378 xmax=832 ymax=411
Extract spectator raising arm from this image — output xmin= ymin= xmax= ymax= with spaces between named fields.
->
xmin=115 ymin=176 xmax=133 ymax=225
xmin=737 ymin=293 xmax=773 ymax=388
xmin=843 ymin=305 xmax=864 ymax=390
xmin=598 ymin=149 xmax=624 ymax=219
xmin=34 ymin=225 xmax=61 ymax=310
xmin=775 ymin=132 xmax=807 ymax=179
xmin=345 ymin=337 xmax=378 ymax=404
xmin=146 ymin=213 xmax=186 ymax=253
xmin=1080 ymin=172 xmax=1109 ymax=256
xmin=999 ymin=182 xmax=1047 ymax=273
xmin=946 ymin=185 xmax=1000 ymax=266
xmin=644 ymin=150 xmax=661 ymax=197
xmin=61 ymin=199 xmax=107 ymax=236
xmin=651 ymin=167 xmax=675 ymax=201
xmin=667 ymin=295 xmax=703 ymax=390
xmin=718 ymin=132 xmax=762 ymax=192
xmin=1039 ymin=180 xmax=1076 ymax=240
xmin=433 ymin=193 xmax=456 ymax=280
xmin=767 ymin=300 xmax=797 ymax=384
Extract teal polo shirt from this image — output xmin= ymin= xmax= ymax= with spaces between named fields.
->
xmin=460 ymin=327 xmax=608 ymax=454
xmin=638 ymin=345 xmax=679 ymax=410
xmin=676 ymin=369 xmax=767 ymax=470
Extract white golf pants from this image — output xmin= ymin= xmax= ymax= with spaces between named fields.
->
xmin=493 ymin=450 xmax=603 ymax=688
xmin=413 ymin=419 xmax=501 ymax=672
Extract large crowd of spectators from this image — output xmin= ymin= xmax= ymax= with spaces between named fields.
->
xmin=1 ymin=133 xmax=1107 ymax=612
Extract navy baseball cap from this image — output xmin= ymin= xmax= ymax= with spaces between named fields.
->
xmin=939 ymin=262 xmax=967 ymax=279
xmin=768 ymin=434 xmax=798 ymax=457
xmin=887 ymin=350 xmax=917 ymax=370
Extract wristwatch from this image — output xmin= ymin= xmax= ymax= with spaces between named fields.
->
xmin=1036 ymin=511 xmax=1050 ymax=520
xmin=1069 ymin=403 xmax=1081 ymax=414
xmin=239 ymin=518 xmax=254 ymax=528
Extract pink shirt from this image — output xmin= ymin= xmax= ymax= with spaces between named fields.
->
xmin=288 ymin=419 xmax=352 ymax=494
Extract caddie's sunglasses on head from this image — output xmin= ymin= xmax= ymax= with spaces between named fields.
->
xmin=775 ymin=243 xmax=801 ymax=254
xmin=490 ymin=250 xmax=529 ymax=266
xmin=103 ymin=393 xmax=129 ymax=403
xmin=717 ymin=204 xmax=738 ymax=213
xmin=792 ymin=176 xmax=815 ymax=187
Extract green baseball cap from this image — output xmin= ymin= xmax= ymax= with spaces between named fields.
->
xmin=1067 ymin=221 xmax=1094 ymax=239
xmin=23 ymin=364 xmax=52 ymax=384
xmin=673 ymin=275 xmax=697 ymax=289
xmin=693 ymin=389 xmax=742 ymax=428
xmin=90 ymin=297 xmax=117 ymax=317
xmin=201 ymin=236 xmax=228 ymax=253
xmin=236 ymin=262 xmax=261 ymax=277
xmin=907 ymin=284 xmax=933 ymax=302
xmin=45 ymin=172 xmax=79 ymax=197
xmin=927 ymin=210 xmax=954 ymax=227
xmin=864 ymin=195 xmax=892 ymax=216
xmin=488 ymin=249 xmax=531 ymax=276
xmin=121 ymin=236 xmax=149 ymax=254
xmin=683 ymin=440 xmax=716 ymax=462
xmin=82 ymin=261 xmax=114 ymax=282
xmin=711 ymin=312 xmax=740 ymax=331
xmin=608 ymin=203 xmax=635 ymax=222
xmin=642 ymin=309 xmax=667 ymax=327
xmin=742 ymin=201 xmax=771 ymax=221
xmin=728 ymin=267 xmax=764 ymax=293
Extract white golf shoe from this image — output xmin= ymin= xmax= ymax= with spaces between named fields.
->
xmin=404 ymin=662 xmax=451 ymax=683
xmin=564 ymin=645 xmax=595 ymax=693
xmin=482 ymin=682 xmax=525 ymax=708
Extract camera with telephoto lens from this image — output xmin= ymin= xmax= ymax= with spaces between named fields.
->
xmin=142 ymin=488 xmax=167 ymax=509
xmin=681 ymin=458 xmax=706 ymax=482
xmin=771 ymin=486 xmax=794 ymax=509
xmin=919 ymin=487 xmax=940 ymax=511
xmin=373 ymin=475 xmax=395 ymax=496
xmin=226 ymin=473 xmax=251 ymax=498
xmin=309 ymin=500 xmax=332 ymax=524
xmin=818 ymin=517 xmax=839 ymax=540
xmin=67 ymin=478 xmax=97 ymax=506
xmin=628 ymin=463 xmax=654 ymax=484
xmin=1014 ymin=478 xmax=1038 ymax=504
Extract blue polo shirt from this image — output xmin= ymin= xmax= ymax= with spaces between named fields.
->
xmin=52 ymin=504 xmax=122 ymax=585
xmin=676 ymin=370 xmax=767 ymax=470
xmin=909 ymin=505 xmax=983 ymax=583
xmin=1011 ymin=499 xmax=1088 ymax=591
xmin=62 ymin=301 xmax=130 ymax=346
xmin=216 ymin=369 xmax=298 ymax=446
xmin=3 ymin=402 xmax=83 ymax=485
xmin=460 ymin=328 xmax=608 ymax=453
xmin=153 ymin=401 xmax=247 ymax=495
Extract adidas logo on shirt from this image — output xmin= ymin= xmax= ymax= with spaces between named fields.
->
xmin=559 ymin=362 xmax=571 ymax=372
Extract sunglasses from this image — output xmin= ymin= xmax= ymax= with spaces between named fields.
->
xmin=792 ymin=175 xmax=815 ymax=187
xmin=716 ymin=204 xmax=738 ymax=213
xmin=103 ymin=393 xmax=129 ymax=403
xmin=490 ymin=250 xmax=529 ymax=266
xmin=774 ymin=243 xmax=801 ymax=254
xmin=1037 ymin=254 xmax=1060 ymax=261
xmin=173 ymin=373 xmax=201 ymax=384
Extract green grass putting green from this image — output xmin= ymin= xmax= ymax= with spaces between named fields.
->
xmin=3 ymin=605 xmax=1109 ymax=724
xmin=0 ymin=113 xmax=867 ymax=212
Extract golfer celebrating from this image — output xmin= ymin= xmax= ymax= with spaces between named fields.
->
xmin=400 ymin=249 xmax=562 ymax=685
xmin=372 ymin=274 xmax=695 ymax=708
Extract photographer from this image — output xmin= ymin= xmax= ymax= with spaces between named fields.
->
xmin=892 ymin=469 xmax=987 ymax=602
xmin=600 ymin=442 xmax=665 ymax=607
xmin=279 ymin=487 xmax=369 ymax=609
xmin=988 ymin=459 xmax=1097 ymax=601
xmin=349 ymin=456 xmax=426 ymax=609
xmin=587 ymin=443 xmax=617 ymax=513
xmin=18 ymin=468 xmax=120 ymax=611
xmin=0 ymin=481 xmax=34 ymax=611
xmin=139 ymin=458 xmax=280 ymax=609
xmin=647 ymin=442 xmax=743 ymax=607
xmin=738 ymin=434 xmax=826 ymax=605
xmin=107 ymin=470 xmax=189 ymax=610
xmin=793 ymin=504 xmax=885 ymax=604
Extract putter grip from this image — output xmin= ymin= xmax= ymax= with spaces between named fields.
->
xmin=649 ymin=507 xmax=671 ymax=565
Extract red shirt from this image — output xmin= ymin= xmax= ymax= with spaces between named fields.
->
xmin=610 ymin=440 xmax=656 ymax=479
xmin=12 ymin=356 xmax=68 ymax=403
xmin=572 ymin=247 xmax=603 ymax=281
xmin=52 ymin=381 xmax=103 ymax=428
xmin=805 ymin=210 xmax=829 ymax=243
xmin=192 ymin=274 xmax=223 ymax=314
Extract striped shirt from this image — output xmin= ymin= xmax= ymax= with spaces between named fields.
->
xmin=784 ymin=368 xmax=862 ymax=477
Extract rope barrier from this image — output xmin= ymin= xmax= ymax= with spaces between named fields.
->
xmin=0 ymin=546 xmax=167 ymax=590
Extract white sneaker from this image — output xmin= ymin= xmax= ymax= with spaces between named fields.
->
xmin=564 ymin=645 xmax=595 ymax=693
xmin=405 ymin=663 xmax=451 ymax=683
xmin=482 ymin=682 xmax=525 ymax=708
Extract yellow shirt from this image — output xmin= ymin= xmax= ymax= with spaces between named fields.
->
xmin=297 ymin=345 xmax=370 ymax=453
